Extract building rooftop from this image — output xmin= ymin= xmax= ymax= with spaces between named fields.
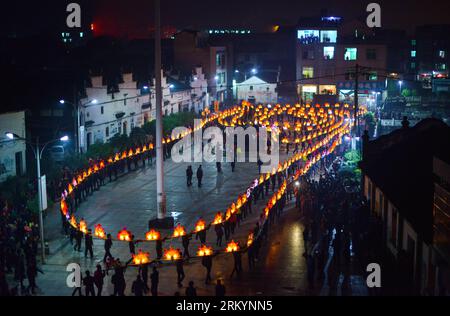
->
xmin=360 ymin=118 xmax=450 ymax=243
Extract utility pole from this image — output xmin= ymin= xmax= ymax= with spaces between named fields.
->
xmin=73 ymin=84 xmax=79 ymax=154
xmin=154 ymin=0 xmax=166 ymax=221
xmin=36 ymin=137 xmax=46 ymax=263
xmin=354 ymin=63 xmax=359 ymax=135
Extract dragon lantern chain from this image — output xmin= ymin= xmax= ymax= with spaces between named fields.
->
xmin=60 ymin=101 xmax=359 ymax=262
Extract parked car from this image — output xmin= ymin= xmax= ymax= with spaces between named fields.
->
xmin=50 ymin=145 xmax=66 ymax=162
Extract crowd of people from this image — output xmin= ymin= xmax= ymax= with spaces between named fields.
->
xmin=297 ymin=156 xmax=372 ymax=295
xmin=0 ymin=199 xmax=43 ymax=296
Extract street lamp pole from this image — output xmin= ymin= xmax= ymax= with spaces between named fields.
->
xmin=5 ymin=133 xmax=69 ymax=263
xmin=35 ymin=137 xmax=46 ymax=263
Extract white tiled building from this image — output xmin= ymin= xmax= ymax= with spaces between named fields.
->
xmin=80 ymin=70 xmax=207 ymax=151
xmin=0 ymin=111 xmax=27 ymax=182
xmin=235 ymin=75 xmax=278 ymax=104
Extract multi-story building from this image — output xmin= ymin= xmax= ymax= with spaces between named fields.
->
xmin=409 ymin=25 xmax=450 ymax=89
xmin=79 ymin=70 xmax=202 ymax=151
xmin=0 ymin=111 xmax=27 ymax=182
xmin=173 ymin=30 xmax=228 ymax=104
xmin=360 ymin=118 xmax=450 ymax=295
xmin=296 ymin=16 xmax=388 ymax=107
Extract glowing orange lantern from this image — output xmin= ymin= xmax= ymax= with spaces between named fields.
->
xmin=164 ymin=247 xmax=181 ymax=261
xmin=145 ymin=229 xmax=161 ymax=241
xmin=132 ymin=250 xmax=150 ymax=265
xmin=173 ymin=224 xmax=186 ymax=238
xmin=70 ymin=215 xmax=77 ymax=229
xmin=60 ymin=199 xmax=68 ymax=216
xmin=79 ymin=219 xmax=88 ymax=234
xmin=213 ymin=212 xmax=223 ymax=225
xmin=195 ymin=219 xmax=206 ymax=233
xmin=197 ymin=245 xmax=213 ymax=257
xmin=226 ymin=240 xmax=240 ymax=253
xmin=95 ymin=224 xmax=106 ymax=239
xmin=247 ymin=232 xmax=254 ymax=247
xmin=118 ymin=228 xmax=131 ymax=241
xmin=68 ymin=184 xmax=73 ymax=194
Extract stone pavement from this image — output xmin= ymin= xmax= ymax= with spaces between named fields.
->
xmin=7 ymin=149 xmax=369 ymax=296
xmin=17 ymin=152 xmax=296 ymax=296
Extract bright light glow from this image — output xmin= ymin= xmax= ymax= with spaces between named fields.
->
xmin=60 ymin=136 xmax=69 ymax=142
xmin=59 ymin=100 xmax=65 ymax=104
xmin=214 ymin=76 xmax=219 ymax=81
xmin=91 ymin=99 xmax=98 ymax=104
xmin=143 ymin=86 xmax=149 ymax=90
xmin=193 ymin=76 xmax=198 ymax=81
xmin=295 ymin=181 xmax=300 ymax=187
xmin=251 ymin=68 xmax=257 ymax=74
xmin=235 ymin=70 xmax=239 ymax=73
xmin=6 ymin=133 xmax=14 ymax=140
xmin=169 ymin=84 xmax=175 ymax=89
xmin=398 ymin=81 xmax=403 ymax=85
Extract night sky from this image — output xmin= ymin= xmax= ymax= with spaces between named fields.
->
xmin=3 ymin=0 xmax=450 ymax=38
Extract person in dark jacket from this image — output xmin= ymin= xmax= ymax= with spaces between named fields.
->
xmin=176 ymin=258 xmax=186 ymax=287
xmin=85 ymin=229 xmax=94 ymax=259
xmin=196 ymin=166 xmax=203 ymax=188
xmin=215 ymin=279 xmax=226 ymax=297
xmin=83 ymin=270 xmax=95 ymax=296
xmin=93 ymin=265 xmax=105 ymax=296
xmin=103 ymin=234 xmax=113 ymax=263
xmin=186 ymin=166 xmax=193 ymax=187
xmin=185 ymin=281 xmax=197 ymax=297
xmin=132 ymin=275 xmax=144 ymax=296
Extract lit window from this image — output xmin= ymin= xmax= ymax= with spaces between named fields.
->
xmin=411 ymin=39 xmax=416 ymax=46
xmin=302 ymin=67 xmax=314 ymax=79
xmin=439 ymin=50 xmax=446 ymax=58
xmin=344 ymin=48 xmax=357 ymax=61
xmin=320 ymin=30 xmax=337 ymax=43
xmin=367 ymin=72 xmax=378 ymax=81
xmin=297 ymin=30 xmax=319 ymax=44
xmin=411 ymin=50 xmax=416 ymax=58
xmin=80 ymin=32 xmax=83 ymax=38
xmin=323 ymin=47 xmax=335 ymax=60
xmin=61 ymin=33 xmax=65 ymax=37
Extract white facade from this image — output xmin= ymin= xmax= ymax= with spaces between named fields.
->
xmin=0 ymin=111 xmax=27 ymax=182
xmin=190 ymin=67 xmax=209 ymax=113
xmin=236 ymin=76 xmax=278 ymax=104
xmin=80 ymin=71 xmax=203 ymax=151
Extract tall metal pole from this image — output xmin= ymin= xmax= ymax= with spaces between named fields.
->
xmin=73 ymin=84 xmax=79 ymax=153
xmin=155 ymin=0 xmax=166 ymax=219
xmin=354 ymin=64 xmax=359 ymax=135
xmin=36 ymin=137 xmax=46 ymax=263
